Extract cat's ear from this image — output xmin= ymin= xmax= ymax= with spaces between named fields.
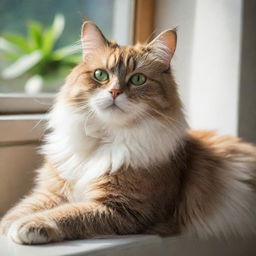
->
xmin=147 ymin=29 xmax=177 ymax=66
xmin=81 ymin=21 xmax=108 ymax=59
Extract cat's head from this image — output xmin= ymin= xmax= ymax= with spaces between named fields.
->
xmin=59 ymin=22 xmax=184 ymax=128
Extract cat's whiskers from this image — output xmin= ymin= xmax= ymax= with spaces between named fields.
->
xmin=63 ymin=39 xmax=83 ymax=54
xmin=31 ymin=115 xmax=49 ymax=141
xmin=150 ymin=108 xmax=184 ymax=127
xmin=129 ymin=103 xmax=172 ymax=130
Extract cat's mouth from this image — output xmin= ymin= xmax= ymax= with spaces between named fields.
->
xmin=105 ymin=102 xmax=125 ymax=113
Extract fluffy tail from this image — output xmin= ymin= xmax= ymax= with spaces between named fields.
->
xmin=177 ymin=130 xmax=256 ymax=237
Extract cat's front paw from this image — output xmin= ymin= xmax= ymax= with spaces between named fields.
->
xmin=0 ymin=215 xmax=18 ymax=235
xmin=7 ymin=215 xmax=62 ymax=244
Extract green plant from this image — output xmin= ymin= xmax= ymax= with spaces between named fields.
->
xmin=0 ymin=14 xmax=81 ymax=92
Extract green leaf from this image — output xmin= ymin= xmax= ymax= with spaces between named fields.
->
xmin=2 ymin=34 xmax=30 ymax=53
xmin=0 ymin=37 xmax=20 ymax=54
xmin=1 ymin=52 xmax=20 ymax=61
xmin=42 ymin=28 xmax=55 ymax=56
xmin=52 ymin=44 xmax=81 ymax=60
xmin=42 ymin=14 xmax=65 ymax=56
xmin=0 ymin=13 xmax=79 ymax=83
xmin=51 ymin=14 xmax=65 ymax=42
xmin=1 ymin=50 xmax=42 ymax=79
xmin=0 ymin=37 xmax=22 ymax=60
xmin=28 ymin=21 xmax=43 ymax=50
xmin=62 ymin=54 xmax=81 ymax=65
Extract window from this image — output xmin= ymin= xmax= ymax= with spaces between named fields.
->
xmin=0 ymin=0 xmax=137 ymax=113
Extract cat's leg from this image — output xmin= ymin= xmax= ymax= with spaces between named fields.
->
xmin=8 ymin=202 xmax=147 ymax=244
xmin=0 ymin=189 xmax=65 ymax=236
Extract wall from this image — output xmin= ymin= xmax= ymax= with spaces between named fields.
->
xmin=155 ymin=0 xmax=243 ymax=136
xmin=154 ymin=0 xmax=197 ymax=110
xmin=238 ymin=0 xmax=256 ymax=143
xmin=0 ymin=116 xmax=44 ymax=216
xmin=0 ymin=144 xmax=41 ymax=216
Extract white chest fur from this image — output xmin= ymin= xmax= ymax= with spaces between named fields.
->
xmin=43 ymin=102 xmax=187 ymax=202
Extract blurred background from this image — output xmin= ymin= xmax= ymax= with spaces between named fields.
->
xmin=0 ymin=0 xmax=116 ymax=93
xmin=0 ymin=0 xmax=255 ymax=254
xmin=0 ymin=0 xmax=255 ymax=139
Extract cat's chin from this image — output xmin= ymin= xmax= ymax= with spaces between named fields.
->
xmin=95 ymin=107 xmax=135 ymax=127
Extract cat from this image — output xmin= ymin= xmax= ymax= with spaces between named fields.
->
xmin=0 ymin=21 xmax=256 ymax=245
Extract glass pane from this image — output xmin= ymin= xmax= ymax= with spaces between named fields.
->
xmin=0 ymin=0 xmax=117 ymax=94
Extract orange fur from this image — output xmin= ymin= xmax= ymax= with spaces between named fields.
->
xmin=0 ymin=22 xmax=255 ymax=244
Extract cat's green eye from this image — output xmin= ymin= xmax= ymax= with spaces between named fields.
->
xmin=94 ymin=69 xmax=109 ymax=82
xmin=130 ymin=73 xmax=146 ymax=86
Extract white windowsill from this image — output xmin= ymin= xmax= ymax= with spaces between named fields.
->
xmin=1 ymin=234 xmax=256 ymax=256
xmin=0 ymin=114 xmax=47 ymax=144
xmin=0 ymin=235 xmax=164 ymax=256
xmin=0 ymin=93 xmax=54 ymax=114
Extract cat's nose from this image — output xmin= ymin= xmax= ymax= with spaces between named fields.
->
xmin=109 ymin=89 xmax=122 ymax=99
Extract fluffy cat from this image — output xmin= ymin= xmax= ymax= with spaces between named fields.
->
xmin=0 ymin=21 xmax=255 ymax=245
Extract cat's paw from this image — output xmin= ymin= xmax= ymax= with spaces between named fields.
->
xmin=7 ymin=215 xmax=62 ymax=244
xmin=0 ymin=216 xmax=18 ymax=235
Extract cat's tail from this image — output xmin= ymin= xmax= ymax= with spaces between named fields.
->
xmin=176 ymin=130 xmax=256 ymax=238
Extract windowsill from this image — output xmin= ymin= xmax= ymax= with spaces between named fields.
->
xmin=0 ymin=93 xmax=54 ymax=114
xmin=1 ymin=234 xmax=256 ymax=256
xmin=0 ymin=235 xmax=164 ymax=256
xmin=0 ymin=114 xmax=47 ymax=144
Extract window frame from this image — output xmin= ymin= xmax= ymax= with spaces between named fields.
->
xmin=133 ymin=0 xmax=155 ymax=43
